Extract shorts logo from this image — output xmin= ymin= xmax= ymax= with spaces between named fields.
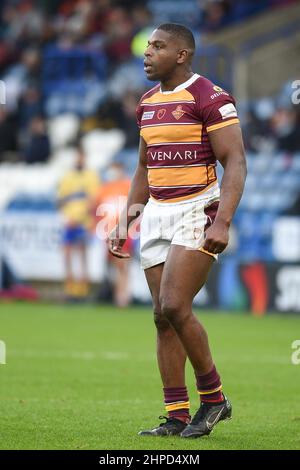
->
xmin=193 ymin=227 xmax=203 ymax=240
xmin=157 ymin=108 xmax=166 ymax=120
xmin=213 ymin=85 xmax=223 ymax=92
xmin=172 ymin=105 xmax=185 ymax=120
xmin=142 ymin=111 xmax=155 ymax=120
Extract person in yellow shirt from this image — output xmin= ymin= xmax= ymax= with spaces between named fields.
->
xmin=93 ymin=162 xmax=133 ymax=307
xmin=57 ymin=145 xmax=100 ymax=298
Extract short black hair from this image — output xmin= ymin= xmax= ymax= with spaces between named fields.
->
xmin=157 ymin=23 xmax=195 ymax=53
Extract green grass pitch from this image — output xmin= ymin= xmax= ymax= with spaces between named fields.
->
xmin=0 ymin=303 xmax=300 ymax=450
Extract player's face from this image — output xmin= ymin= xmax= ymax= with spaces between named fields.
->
xmin=144 ymin=29 xmax=180 ymax=81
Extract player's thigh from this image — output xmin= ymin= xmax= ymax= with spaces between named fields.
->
xmin=144 ymin=263 xmax=164 ymax=312
xmin=160 ymin=245 xmax=214 ymax=309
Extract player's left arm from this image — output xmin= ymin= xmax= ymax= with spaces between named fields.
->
xmin=203 ymin=123 xmax=247 ymax=254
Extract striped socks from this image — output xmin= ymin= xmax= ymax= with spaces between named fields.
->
xmin=163 ymin=387 xmax=191 ymax=423
xmin=162 ymin=366 xmax=223 ymax=420
xmin=196 ymin=365 xmax=223 ymax=404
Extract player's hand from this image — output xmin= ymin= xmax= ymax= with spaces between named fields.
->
xmin=202 ymin=220 xmax=229 ymax=255
xmin=107 ymin=226 xmax=131 ymax=259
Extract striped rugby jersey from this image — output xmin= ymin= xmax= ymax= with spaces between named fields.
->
xmin=136 ymin=74 xmax=239 ymax=203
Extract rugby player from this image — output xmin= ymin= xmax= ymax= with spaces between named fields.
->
xmin=108 ymin=23 xmax=247 ymax=438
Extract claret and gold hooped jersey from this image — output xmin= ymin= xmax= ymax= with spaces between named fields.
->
xmin=136 ymin=73 xmax=240 ymax=203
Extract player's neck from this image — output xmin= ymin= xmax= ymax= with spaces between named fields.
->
xmin=160 ymin=70 xmax=194 ymax=92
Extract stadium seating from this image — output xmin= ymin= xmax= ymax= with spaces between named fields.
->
xmin=47 ymin=114 xmax=80 ymax=149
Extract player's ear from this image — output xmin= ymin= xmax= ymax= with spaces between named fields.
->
xmin=177 ymin=49 xmax=189 ymax=64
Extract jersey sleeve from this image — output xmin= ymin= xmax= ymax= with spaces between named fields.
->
xmin=136 ymin=100 xmax=143 ymax=130
xmin=197 ymin=80 xmax=240 ymax=133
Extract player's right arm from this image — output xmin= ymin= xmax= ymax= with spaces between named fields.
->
xmin=108 ymin=137 xmax=149 ymax=258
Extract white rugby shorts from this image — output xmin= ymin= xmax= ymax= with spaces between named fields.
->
xmin=140 ymin=185 xmax=220 ymax=270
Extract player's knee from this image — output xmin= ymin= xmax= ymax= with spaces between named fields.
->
xmin=153 ymin=308 xmax=170 ymax=332
xmin=160 ymin=296 xmax=185 ymax=325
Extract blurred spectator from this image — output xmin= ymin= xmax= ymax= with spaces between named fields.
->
xmin=108 ymin=59 xmax=147 ymax=99
xmin=0 ymin=108 xmax=18 ymax=161
xmin=19 ymin=84 xmax=43 ymax=129
xmin=0 ymin=41 xmax=14 ymax=74
xmin=1 ymin=2 xmax=44 ymax=45
xmin=242 ymin=103 xmax=274 ymax=154
xmin=242 ymin=99 xmax=300 ymax=155
xmin=85 ymin=0 xmax=114 ymax=35
xmin=88 ymin=89 xmax=142 ymax=137
xmin=23 ymin=116 xmax=50 ymax=164
xmin=93 ymin=161 xmax=132 ymax=307
xmin=3 ymin=47 xmax=41 ymax=113
xmin=94 ymin=97 xmax=122 ymax=130
xmin=104 ymin=7 xmax=134 ymax=67
xmin=131 ymin=4 xmax=153 ymax=32
xmin=270 ymin=107 xmax=300 ymax=153
xmin=119 ymin=91 xmax=141 ymax=148
xmin=57 ymin=145 xmax=100 ymax=300
xmin=201 ymin=0 xmax=231 ymax=32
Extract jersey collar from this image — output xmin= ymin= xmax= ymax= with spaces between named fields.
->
xmin=159 ymin=73 xmax=200 ymax=95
